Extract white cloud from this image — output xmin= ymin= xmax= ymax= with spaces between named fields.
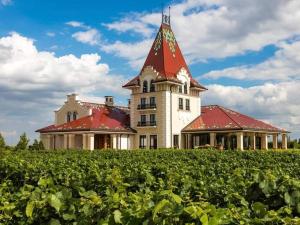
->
xmin=66 ymin=21 xmax=90 ymax=29
xmin=102 ymin=0 xmax=300 ymax=69
xmin=203 ymin=81 xmax=300 ymax=138
xmin=46 ymin=32 xmax=56 ymax=37
xmin=0 ymin=130 xmax=16 ymax=137
xmin=0 ymin=33 xmax=127 ymax=144
xmin=72 ymin=29 xmax=101 ymax=46
xmin=1 ymin=0 xmax=12 ymax=6
xmin=202 ymin=40 xmax=300 ymax=81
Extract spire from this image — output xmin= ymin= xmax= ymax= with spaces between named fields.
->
xmin=123 ymin=11 xmax=207 ymax=91
xmin=162 ymin=6 xmax=171 ymax=26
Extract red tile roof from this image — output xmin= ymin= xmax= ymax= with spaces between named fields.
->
xmin=37 ymin=104 xmax=134 ymax=133
xmin=183 ymin=105 xmax=286 ymax=133
xmin=123 ymin=23 xmax=206 ymax=90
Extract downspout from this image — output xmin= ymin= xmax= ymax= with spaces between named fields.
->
xmin=170 ymin=85 xmax=173 ymax=148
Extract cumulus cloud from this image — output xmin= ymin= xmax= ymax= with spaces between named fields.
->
xmin=72 ymin=29 xmax=101 ymax=46
xmin=0 ymin=33 xmax=127 ymax=144
xmin=46 ymin=32 xmax=56 ymax=37
xmin=202 ymin=81 xmax=300 ymax=138
xmin=66 ymin=21 xmax=90 ymax=29
xmin=202 ymin=40 xmax=300 ymax=81
xmin=101 ymin=0 xmax=300 ymax=69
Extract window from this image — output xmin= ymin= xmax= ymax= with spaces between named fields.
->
xmin=184 ymin=82 xmax=188 ymax=94
xmin=150 ymin=97 xmax=156 ymax=107
xmin=150 ymin=80 xmax=155 ymax=92
xmin=141 ymin=115 xmax=146 ymax=126
xmin=140 ymin=98 xmax=146 ymax=109
xmin=67 ymin=112 xmax=71 ymax=122
xmin=179 ymin=98 xmax=183 ymax=110
xmin=150 ymin=135 xmax=157 ymax=149
xmin=179 ymin=85 xmax=183 ymax=93
xmin=73 ymin=111 xmax=78 ymax=120
xmin=150 ymin=114 xmax=156 ymax=126
xmin=173 ymin=135 xmax=179 ymax=149
xmin=186 ymin=99 xmax=190 ymax=111
xmin=139 ymin=135 xmax=147 ymax=149
xmin=143 ymin=80 xmax=148 ymax=93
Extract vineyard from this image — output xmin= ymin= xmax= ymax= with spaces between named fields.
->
xmin=1 ymin=149 xmax=300 ymax=224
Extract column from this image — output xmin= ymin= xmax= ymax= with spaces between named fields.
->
xmin=111 ymin=134 xmax=117 ymax=149
xmin=63 ymin=134 xmax=68 ymax=149
xmin=104 ymin=134 xmax=108 ymax=149
xmin=187 ymin=134 xmax=192 ymax=149
xmin=250 ymin=133 xmax=256 ymax=150
xmin=82 ymin=134 xmax=87 ymax=150
xmin=68 ymin=134 xmax=75 ymax=149
xmin=210 ymin=133 xmax=216 ymax=147
xmin=272 ymin=134 xmax=278 ymax=149
xmin=282 ymin=133 xmax=288 ymax=149
xmin=261 ymin=134 xmax=268 ymax=150
xmin=237 ymin=132 xmax=244 ymax=150
xmin=87 ymin=134 xmax=94 ymax=151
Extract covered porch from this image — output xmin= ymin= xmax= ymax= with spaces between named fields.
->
xmin=181 ymin=131 xmax=288 ymax=150
xmin=40 ymin=132 xmax=134 ymax=150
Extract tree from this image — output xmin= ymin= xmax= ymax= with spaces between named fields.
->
xmin=0 ymin=133 xmax=5 ymax=149
xmin=15 ymin=133 xmax=30 ymax=150
xmin=39 ymin=140 xmax=45 ymax=150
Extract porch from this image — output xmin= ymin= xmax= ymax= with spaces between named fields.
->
xmin=181 ymin=131 xmax=288 ymax=150
xmin=41 ymin=133 xmax=133 ymax=150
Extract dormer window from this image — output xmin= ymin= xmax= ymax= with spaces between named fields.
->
xmin=143 ymin=80 xmax=148 ymax=93
xmin=150 ymin=80 xmax=155 ymax=92
xmin=67 ymin=112 xmax=71 ymax=122
xmin=184 ymin=82 xmax=188 ymax=94
xmin=73 ymin=111 xmax=78 ymax=121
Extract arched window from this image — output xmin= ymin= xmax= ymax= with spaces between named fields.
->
xmin=67 ymin=112 xmax=71 ymax=122
xmin=143 ymin=80 xmax=148 ymax=93
xmin=73 ymin=111 xmax=78 ymax=121
xmin=184 ymin=82 xmax=188 ymax=94
xmin=150 ymin=80 xmax=155 ymax=92
xmin=179 ymin=85 xmax=183 ymax=93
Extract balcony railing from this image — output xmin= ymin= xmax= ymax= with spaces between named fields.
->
xmin=137 ymin=121 xmax=157 ymax=127
xmin=137 ymin=104 xmax=156 ymax=110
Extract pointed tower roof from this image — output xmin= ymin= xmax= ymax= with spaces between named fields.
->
xmin=123 ymin=14 xmax=206 ymax=90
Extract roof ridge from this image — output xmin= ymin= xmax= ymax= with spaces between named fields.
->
xmin=218 ymin=106 xmax=243 ymax=129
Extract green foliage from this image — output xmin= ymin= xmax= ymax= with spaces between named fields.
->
xmin=29 ymin=139 xmax=45 ymax=151
xmin=15 ymin=132 xmax=30 ymax=150
xmin=0 ymin=133 xmax=5 ymax=148
xmin=1 ymin=149 xmax=300 ymax=224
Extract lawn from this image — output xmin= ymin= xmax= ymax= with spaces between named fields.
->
xmin=1 ymin=149 xmax=300 ymax=224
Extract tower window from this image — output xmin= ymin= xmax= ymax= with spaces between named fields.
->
xmin=150 ymin=80 xmax=155 ymax=92
xmin=143 ymin=80 xmax=148 ymax=93
xmin=139 ymin=135 xmax=147 ymax=149
xmin=186 ymin=99 xmax=190 ymax=111
xmin=184 ymin=82 xmax=188 ymax=94
xmin=179 ymin=85 xmax=182 ymax=93
xmin=150 ymin=114 xmax=156 ymax=126
xmin=179 ymin=98 xmax=183 ymax=110
xmin=150 ymin=97 xmax=156 ymax=106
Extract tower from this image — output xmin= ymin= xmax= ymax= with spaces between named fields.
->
xmin=123 ymin=11 xmax=206 ymax=149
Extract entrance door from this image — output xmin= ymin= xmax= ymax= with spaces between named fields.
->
xmin=94 ymin=134 xmax=111 ymax=149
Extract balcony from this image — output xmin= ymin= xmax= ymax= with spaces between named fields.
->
xmin=137 ymin=104 xmax=156 ymax=110
xmin=137 ymin=121 xmax=157 ymax=127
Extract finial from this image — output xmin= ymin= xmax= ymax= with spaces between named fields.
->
xmin=161 ymin=5 xmax=171 ymax=26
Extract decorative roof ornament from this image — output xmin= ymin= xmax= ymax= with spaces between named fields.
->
xmin=162 ymin=6 xmax=171 ymax=26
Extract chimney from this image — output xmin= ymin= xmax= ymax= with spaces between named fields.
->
xmin=67 ymin=93 xmax=78 ymax=102
xmin=105 ymin=96 xmax=114 ymax=106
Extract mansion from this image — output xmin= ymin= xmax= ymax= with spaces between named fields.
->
xmin=37 ymin=15 xmax=288 ymax=150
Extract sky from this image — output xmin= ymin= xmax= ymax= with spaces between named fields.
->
xmin=0 ymin=0 xmax=300 ymax=145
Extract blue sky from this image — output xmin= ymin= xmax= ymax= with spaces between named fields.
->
xmin=0 ymin=0 xmax=299 ymax=144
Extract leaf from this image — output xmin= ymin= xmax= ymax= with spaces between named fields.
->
xmin=49 ymin=219 xmax=61 ymax=225
xmin=25 ymin=201 xmax=34 ymax=218
xmin=171 ymin=193 xmax=182 ymax=204
xmin=62 ymin=213 xmax=76 ymax=221
xmin=200 ymin=214 xmax=208 ymax=225
xmin=49 ymin=194 xmax=62 ymax=212
xmin=153 ymin=199 xmax=170 ymax=219
xmin=113 ymin=210 xmax=122 ymax=224
xmin=252 ymin=202 xmax=268 ymax=218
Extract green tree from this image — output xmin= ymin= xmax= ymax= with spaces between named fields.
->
xmin=29 ymin=139 xmax=40 ymax=150
xmin=0 ymin=133 xmax=5 ymax=149
xmin=39 ymin=140 xmax=45 ymax=150
xmin=15 ymin=133 xmax=30 ymax=150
